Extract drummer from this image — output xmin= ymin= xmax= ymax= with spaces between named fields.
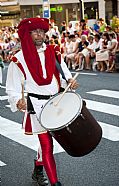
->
xmin=6 ymin=17 xmax=78 ymax=186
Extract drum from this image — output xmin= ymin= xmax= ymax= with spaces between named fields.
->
xmin=40 ymin=92 xmax=102 ymax=157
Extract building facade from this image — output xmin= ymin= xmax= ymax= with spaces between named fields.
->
xmin=0 ymin=0 xmax=119 ymax=27
xmin=0 ymin=0 xmax=20 ymax=27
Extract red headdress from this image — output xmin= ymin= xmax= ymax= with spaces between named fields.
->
xmin=17 ymin=17 xmax=57 ymax=85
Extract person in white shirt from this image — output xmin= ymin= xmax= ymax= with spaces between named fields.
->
xmin=96 ymin=32 xmax=111 ymax=71
xmin=87 ymin=34 xmax=102 ymax=71
xmin=6 ymin=17 xmax=78 ymax=186
xmin=64 ymin=35 xmax=79 ymax=69
xmin=46 ymin=23 xmax=56 ymax=39
xmin=66 ymin=22 xmax=74 ymax=35
xmin=106 ymin=32 xmax=118 ymax=72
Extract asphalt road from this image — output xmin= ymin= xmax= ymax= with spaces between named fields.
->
xmin=1 ymin=64 xmax=119 ymax=186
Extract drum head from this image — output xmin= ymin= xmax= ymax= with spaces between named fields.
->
xmin=40 ymin=92 xmax=82 ymax=131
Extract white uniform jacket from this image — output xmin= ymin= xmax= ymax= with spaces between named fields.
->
xmin=6 ymin=44 xmax=72 ymax=134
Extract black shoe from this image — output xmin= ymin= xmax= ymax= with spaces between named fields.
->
xmin=75 ymin=65 xmax=79 ymax=70
xmin=32 ymin=160 xmax=48 ymax=186
xmin=52 ymin=181 xmax=62 ymax=186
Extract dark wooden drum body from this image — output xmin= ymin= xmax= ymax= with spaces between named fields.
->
xmin=40 ymin=92 xmax=102 ymax=157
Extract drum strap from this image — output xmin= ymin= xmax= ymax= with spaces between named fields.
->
xmin=56 ymin=60 xmax=67 ymax=82
xmin=27 ymin=60 xmax=67 ymax=114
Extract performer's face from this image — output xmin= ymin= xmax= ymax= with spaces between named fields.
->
xmin=30 ymin=29 xmax=45 ymax=47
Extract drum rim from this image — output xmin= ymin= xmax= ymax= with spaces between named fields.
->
xmin=39 ymin=91 xmax=83 ymax=131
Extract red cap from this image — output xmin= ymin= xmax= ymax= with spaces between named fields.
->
xmin=18 ymin=17 xmax=49 ymax=39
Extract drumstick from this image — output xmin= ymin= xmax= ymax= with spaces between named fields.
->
xmin=20 ymin=76 xmax=26 ymax=113
xmin=54 ymin=72 xmax=79 ymax=106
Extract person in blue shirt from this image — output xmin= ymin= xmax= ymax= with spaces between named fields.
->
xmin=93 ymin=21 xmax=100 ymax=33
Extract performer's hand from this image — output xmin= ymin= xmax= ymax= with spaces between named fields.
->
xmin=68 ymin=79 xmax=79 ymax=89
xmin=16 ymin=99 xmax=27 ymax=111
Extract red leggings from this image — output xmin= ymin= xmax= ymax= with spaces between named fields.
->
xmin=37 ymin=132 xmax=58 ymax=184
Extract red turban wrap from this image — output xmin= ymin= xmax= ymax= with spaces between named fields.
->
xmin=17 ymin=18 xmax=59 ymax=86
xmin=18 ymin=17 xmax=49 ymax=37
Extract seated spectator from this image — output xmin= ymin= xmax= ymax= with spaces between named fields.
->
xmin=106 ymin=32 xmax=118 ymax=72
xmin=64 ymin=35 xmax=78 ymax=69
xmin=46 ymin=23 xmax=56 ymax=39
xmin=64 ymin=35 xmax=76 ymax=68
xmin=87 ymin=34 xmax=102 ymax=71
xmin=81 ymin=23 xmax=91 ymax=37
xmin=61 ymin=32 xmax=66 ymax=45
xmin=114 ymin=27 xmax=119 ymax=48
xmin=60 ymin=21 xmax=66 ymax=34
xmin=99 ymin=18 xmax=107 ymax=34
xmin=74 ymin=35 xmax=90 ymax=71
xmin=74 ymin=22 xmax=80 ymax=33
xmin=44 ymin=34 xmax=49 ymax=45
xmin=75 ymin=33 xmax=81 ymax=43
xmin=96 ymin=32 xmax=111 ymax=71
xmin=106 ymin=25 xmax=112 ymax=32
xmin=93 ymin=20 xmax=100 ymax=34
xmin=78 ymin=19 xmax=86 ymax=37
xmin=66 ymin=22 xmax=75 ymax=35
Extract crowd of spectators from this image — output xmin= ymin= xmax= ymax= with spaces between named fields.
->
xmin=0 ymin=26 xmax=21 ymax=63
xmin=0 ymin=18 xmax=119 ymax=73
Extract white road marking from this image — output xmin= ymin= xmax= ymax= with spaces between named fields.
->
xmin=0 ymin=96 xmax=8 ymax=100
xmin=84 ymin=99 xmax=119 ymax=116
xmin=99 ymin=121 xmax=119 ymax=141
xmin=5 ymin=105 xmax=11 ymax=108
xmin=0 ymin=116 xmax=64 ymax=154
xmin=71 ymin=72 xmax=97 ymax=76
xmin=0 ymin=85 xmax=6 ymax=89
xmin=0 ymin=160 xmax=6 ymax=167
xmin=87 ymin=89 xmax=119 ymax=99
